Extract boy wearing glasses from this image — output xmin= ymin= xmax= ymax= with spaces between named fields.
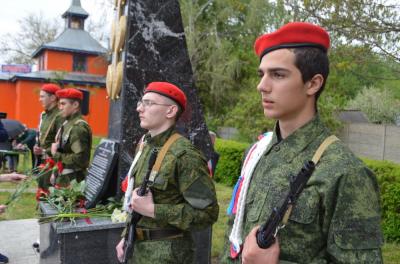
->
xmin=116 ymin=82 xmax=219 ymax=264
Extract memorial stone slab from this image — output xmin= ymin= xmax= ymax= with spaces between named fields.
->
xmin=39 ymin=202 xmax=124 ymax=264
xmin=85 ymin=139 xmax=119 ymax=208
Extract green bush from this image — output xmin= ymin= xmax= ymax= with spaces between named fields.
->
xmin=214 ymin=140 xmax=400 ymax=242
xmin=363 ymin=158 xmax=400 ymax=242
xmin=214 ymin=139 xmax=249 ymax=186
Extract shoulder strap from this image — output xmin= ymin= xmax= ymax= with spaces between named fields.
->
xmin=281 ymin=135 xmax=339 ymax=225
xmin=149 ymin=133 xmax=182 ymax=182
xmin=41 ymin=113 xmax=59 ymax=144
xmin=311 ymin=135 xmax=339 ymax=165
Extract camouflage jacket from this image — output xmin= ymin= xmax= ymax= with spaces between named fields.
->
xmin=52 ymin=112 xmax=92 ymax=182
xmin=124 ymin=126 xmax=219 ymax=263
xmin=220 ymin=115 xmax=383 ymax=264
xmin=38 ymin=106 xmax=64 ymax=156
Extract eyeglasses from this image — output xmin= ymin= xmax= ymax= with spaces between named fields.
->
xmin=137 ymin=99 xmax=172 ymax=108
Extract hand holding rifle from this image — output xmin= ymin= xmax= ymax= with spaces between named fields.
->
xmin=241 ymin=161 xmax=315 ymax=263
xmin=116 ymin=149 xmax=158 ymax=263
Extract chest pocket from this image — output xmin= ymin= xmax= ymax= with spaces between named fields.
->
xmin=289 ymin=187 xmax=319 ymax=224
xmin=149 ymin=153 xmax=176 ymax=191
xmin=246 ymin=192 xmax=268 ymax=223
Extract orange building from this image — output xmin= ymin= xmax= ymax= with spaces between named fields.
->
xmin=0 ymin=0 xmax=109 ymax=136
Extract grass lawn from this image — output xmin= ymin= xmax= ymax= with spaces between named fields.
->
xmin=0 ymin=192 xmax=37 ymax=220
xmin=1 ymin=180 xmax=399 ymax=262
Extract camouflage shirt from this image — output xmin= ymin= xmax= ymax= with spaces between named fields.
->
xmin=125 ymin=126 xmax=219 ymax=263
xmin=220 ymin=115 xmax=383 ymax=264
xmin=52 ymin=112 xmax=92 ymax=184
xmin=38 ymin=106 xmax=64 ymax=156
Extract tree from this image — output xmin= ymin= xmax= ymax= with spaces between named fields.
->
xmin=0 ymin=12 xmax=60 ymax=64
xmin=0 ymin=0 xmax=113 ymax=65
xmin=284 ymin=0 xmax=400 ymax=60
xmin=347 ymin=86 xmax=400 ymax=124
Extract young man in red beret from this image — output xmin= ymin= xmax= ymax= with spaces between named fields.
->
xmin=34 ymin=83 xmax=65 ymax=195
xmin=220 ymin=22 xmax=383 ymax=263
xmin=34 ymin=83 xmax=64 ymax=162
xmin=50 ymin=88 xmax=92 ymax=186
xmin=116 ymin=82 xmax=219 ymax=263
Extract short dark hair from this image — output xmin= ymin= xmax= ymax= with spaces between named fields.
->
xmin=175 ymin=105 xmax=183 ymax=121
xmin=66 ymin=98 xmax=81 ymax=108
xmin=291 ymin=47 xmax=330 ymax=100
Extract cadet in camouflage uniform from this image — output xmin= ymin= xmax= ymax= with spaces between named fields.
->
xmin=34 ymin=83 xmax=64 ymax=191
xmin=34 ymin=83 xmax=64 ymax=159
xmin=220 ymin=22 xmax=383 ymax=263
xmin=50 ymin=88 xmax=92 ymax=186
xmin=116 ymin=82 xmax=219 ymax=264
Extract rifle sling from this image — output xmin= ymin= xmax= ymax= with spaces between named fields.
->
xmin=282 ymin=135 xmax=339 ymax=225
xmin=40 ymin=113 xmax=59 ymax=145
xmin=148 ymin=133 xmax=182 ymax=182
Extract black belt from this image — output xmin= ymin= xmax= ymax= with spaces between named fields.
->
xmin=135 ymin=228 xmax=184 ymax=241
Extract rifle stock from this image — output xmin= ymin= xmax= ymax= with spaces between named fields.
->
xmin=256 ymin=160 xmax=315 ymax=249
xmin=121 ymin=149 xmax=158 ymax=264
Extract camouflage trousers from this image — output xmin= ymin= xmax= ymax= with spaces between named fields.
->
xmin=130 ymin=233 xmax=194 ymax=264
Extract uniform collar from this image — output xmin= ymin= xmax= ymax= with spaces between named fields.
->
xmin=266 ymin=115 xmax=329 ymax=162
xmin=66 ymin=112 xmax=82 ymax=121
xmin=45 ymin=105 xmax=58 ymax=115
xmin=144 ymin=125 xmax=177 ymax=147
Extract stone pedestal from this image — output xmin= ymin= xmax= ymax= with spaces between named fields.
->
xmin=39 ymin=202 xmax=124 ymax=264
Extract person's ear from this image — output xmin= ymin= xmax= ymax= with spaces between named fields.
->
xmin=306 ymin=74 xmax=324 ymax=96
xmin=166 ymin=105 xmax=177 ymax=118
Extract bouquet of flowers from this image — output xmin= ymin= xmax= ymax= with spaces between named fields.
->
xmin=38 ymin=180 xmax=116 ymax=224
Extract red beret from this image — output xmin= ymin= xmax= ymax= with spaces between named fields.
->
xmin=254 ymin=22 xmax=330 ymax=59
xmin=56 ymin=88 xmax=83 ymax=100
xmin=145 ymin=82 xmax=187 ymax=111
xmin=41 ymin=83 xmax=61 ymax=94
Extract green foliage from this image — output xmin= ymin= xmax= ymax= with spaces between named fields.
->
xmin=46 ymin=180 xmax=86 ymax=213
xmin=180 ymin=0 xmax=400 ymax=140
xmin=380 ymin=182 xmax=400 ymax=242
xmin=347 ymin=86 xmax=400 ymax=124
xmin=223 ymin=86 xmax=275 ymax=142
xmin=214 ymin=138 xmax=249 ymax=186
xmin=363 ymin=158 xmax=400 ymax=242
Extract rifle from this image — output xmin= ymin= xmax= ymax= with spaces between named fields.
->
xmin=121 ymin=148 xmax=158 ymax=264
xmin=56 ymin=124 xmax=64 ymax=153
xmin=34 ymin=130 xmax=42 ymax=167
xmin=256 ymin=160 xmax=315 ymax=249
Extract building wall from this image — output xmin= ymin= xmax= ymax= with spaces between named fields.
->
xmin=87 ymin=55 xmax=108 ymax=75
xmin=44 ymin=50 xmax=107 ymax=76
xmin=45 ymin=50 xmax=72 ymax=71
xmin=338 ymin=123 xmax=400 ymax=163
xmin=14 ymin=80 xmax=43 ymax=128
xmin=0 ymin=79 xmax=109 ymax=136
xmin=0 ymin=81 xmax=17 ymax=119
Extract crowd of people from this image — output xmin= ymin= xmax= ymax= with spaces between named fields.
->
xmin=0 ymin=21 xmax=384 ymax=264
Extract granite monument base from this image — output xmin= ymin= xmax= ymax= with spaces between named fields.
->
xmin=39 ymin=202 xmax=124 ymax=264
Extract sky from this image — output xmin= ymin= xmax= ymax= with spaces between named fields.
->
xmin=0 ymin=0 xmax=113 ymax=63
xmin=1 ymin=0 xmax=112 ymax=34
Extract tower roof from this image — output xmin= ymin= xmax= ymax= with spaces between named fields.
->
xmin=32 ymin=28 xmax=107 ymax=57
xmin=62 ymin=0 xmax=89 ymax=19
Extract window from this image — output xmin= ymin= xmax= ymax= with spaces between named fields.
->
xmin=73 ymin=55 xmax=87 ymax=72
xmin=69 ymin=17 xmax=84 ymax=30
